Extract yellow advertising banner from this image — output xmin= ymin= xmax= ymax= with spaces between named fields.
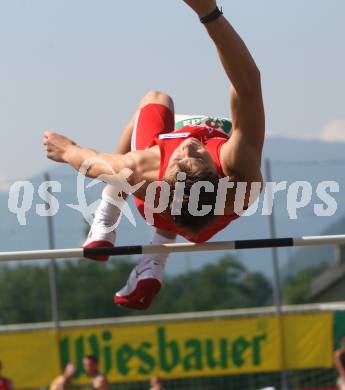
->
xmin=0 ymin=312 xmax=333 ymax=388
xmin=0 ymin=329 xmax=61 ymax=388
xmin=59 ymin=313 xmax=333 ymax=385
xmin=284 ymin=312 xmax=333 ymax=369
xmin=60 ymin=316 xmax=281 ymax=384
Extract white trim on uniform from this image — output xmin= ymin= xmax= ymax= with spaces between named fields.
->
xmin=131 ymin=109 xmax=140 ymax=151
xmin=159 ymin=133 xmax=191 ymax=140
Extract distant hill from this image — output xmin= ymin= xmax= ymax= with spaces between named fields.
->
xmin=264 ymin=136 xmax=345 ymax=161
xmin=1 ymin=136 xmax=344 ymax=277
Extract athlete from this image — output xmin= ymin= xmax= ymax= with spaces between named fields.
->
xmin=82 ymin=355 xmax=109 ymax=390
xmin=0 ymin=361 xmax=13 ymax=390
xmin=44 ymin=0 xmax=265 ymax=310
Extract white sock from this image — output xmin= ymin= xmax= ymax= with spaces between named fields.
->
xmin=85 ymin=185 xmax=122 ymax=245
xmin=94 ymin=185 xmax=122 ymax=228
xmin=137 ymin=231 xmax=176 ymax=272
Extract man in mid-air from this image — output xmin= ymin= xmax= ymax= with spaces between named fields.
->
xmin=44 ymin=0 xmax=265 ymax=310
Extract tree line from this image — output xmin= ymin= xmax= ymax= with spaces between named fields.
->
xmin=0 ymin=255 xmax=275 ymax=324
xmin=0 ymin=255 xmax=327 ymax=325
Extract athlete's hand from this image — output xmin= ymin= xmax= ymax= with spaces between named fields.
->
xmin=183 ymin=0 xmax=217 ymax=17
xmin=44 ymin=131 xmax=77 ymax=163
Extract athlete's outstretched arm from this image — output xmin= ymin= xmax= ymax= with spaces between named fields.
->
xmin=184 ymin=0 xmax=265 ymax=179
xmin=185 ymin=0 xmax=261 ymax=97
xmin=44 ymin=131 xmax=137 ymax=180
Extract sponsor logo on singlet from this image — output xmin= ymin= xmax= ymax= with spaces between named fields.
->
xmin=175 ymin=115 xmax=232 ymax=135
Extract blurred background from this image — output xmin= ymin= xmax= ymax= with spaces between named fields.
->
xmin=1 ymin=0 xmax=345 ymax=389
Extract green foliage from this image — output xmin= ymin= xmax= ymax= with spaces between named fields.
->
xmin=0 ymin=264 xmax=51 ymax=324
xmin=56 ymin=260 xmax=134 ymax=320
xmin=147 ymin=257 xmax=272 ymax=315
xmin=282 ymin=264 xmax=328 ymax=304
xmin=0 ymin=256 xmax=272 ymax=325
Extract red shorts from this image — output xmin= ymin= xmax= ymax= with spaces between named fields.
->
xmin=131 ymin=103 xmax=175 ymax=151
xmin=132 ymin=103 xmax=177 ymax=234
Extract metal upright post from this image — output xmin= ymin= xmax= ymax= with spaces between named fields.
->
xmin=44 ymin=173 xmax=60 ymax=329
xmin=265 ymin=159 xmax=288 ymax=390
xmin=265 ymin=159 xmax=282 ymax=311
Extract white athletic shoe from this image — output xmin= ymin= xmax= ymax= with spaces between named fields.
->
xmin=114 ymin=259 xmax=164 ymax=310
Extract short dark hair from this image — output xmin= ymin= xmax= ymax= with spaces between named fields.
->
xmin=165 ymin=167 xmax=220 ymax=233
xmin=84 ymin=354 xmax=98 ymax=364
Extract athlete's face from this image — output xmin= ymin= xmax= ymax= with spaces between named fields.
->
xmin=165 ymin=137 xmax=217 ymax=177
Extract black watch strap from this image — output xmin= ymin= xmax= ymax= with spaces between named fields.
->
xmin=200 ymin=6 xmax=223 ymax=24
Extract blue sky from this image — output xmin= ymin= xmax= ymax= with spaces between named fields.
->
xmin=1 ymin=0 xmax=344 ymax=180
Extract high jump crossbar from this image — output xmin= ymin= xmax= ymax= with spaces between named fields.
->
xmin=0 ymin=234 xmax=345 ymax=262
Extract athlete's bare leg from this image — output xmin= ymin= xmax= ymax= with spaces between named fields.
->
xmin=115 ymin=111 xmax=137 ymax=155
xmin=112 ymin=92 xmax=177 ymax=239
xmin=119 ymin=92 xmax=177 ymax=241
xmin=113 ymin=91 xmax=176 ymax=309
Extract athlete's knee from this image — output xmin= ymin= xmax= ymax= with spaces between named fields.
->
xmin=139 ymin=90 xmax=174 ymax=112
